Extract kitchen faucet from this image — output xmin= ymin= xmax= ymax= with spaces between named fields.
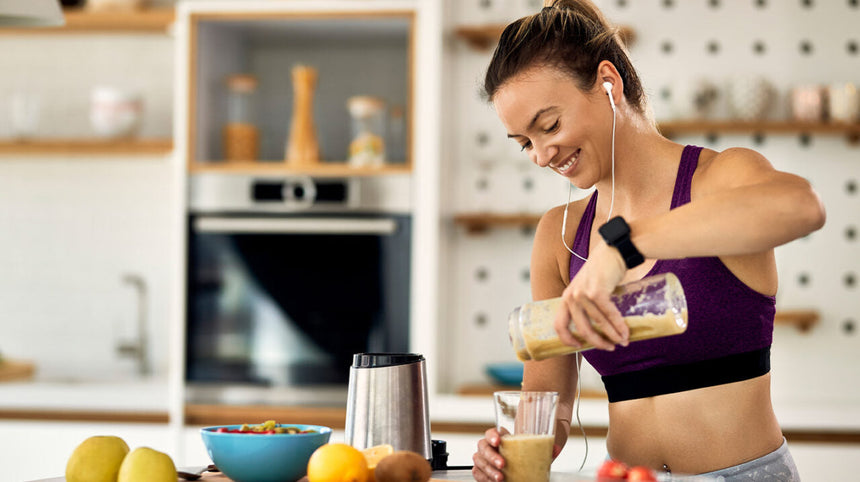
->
xmin=116 ymin=273 xmax=151 ymax=377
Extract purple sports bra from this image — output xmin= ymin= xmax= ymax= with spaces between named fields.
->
xmin=571 ymin=145 xmax=775 ymax=402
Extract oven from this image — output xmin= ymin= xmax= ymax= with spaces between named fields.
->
xmin=185 ymin=173 xmax=411 ymax=405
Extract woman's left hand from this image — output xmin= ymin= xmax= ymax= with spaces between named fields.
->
xmin=553 ymin=241 xmax=629 ymax=351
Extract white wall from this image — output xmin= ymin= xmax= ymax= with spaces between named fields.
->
xmin=0 ymin=32 xmax=175 ymax=380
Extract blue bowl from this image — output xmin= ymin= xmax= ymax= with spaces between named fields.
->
xmin=200 ymin=424 xmax=331 ymax=482
xmin=485 ymin=362 xmax=524 ymax=386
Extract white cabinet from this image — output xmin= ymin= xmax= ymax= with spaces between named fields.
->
xmin=0 ymin=421 xmax=171 ymax=482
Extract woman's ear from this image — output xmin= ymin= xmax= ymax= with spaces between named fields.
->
xmin=596 ymin=60 xmax=623 ymax=93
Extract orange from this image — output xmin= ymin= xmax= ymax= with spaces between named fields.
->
xmin=307 ymin=443 xmax=370 ymax=482
xmin=361 ymin=444 xmax=394 ymax=482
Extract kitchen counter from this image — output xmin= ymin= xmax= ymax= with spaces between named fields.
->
xmin=3 ymin=381 xmax=860 ymax=440
xmin=0 ymin=378 xmax=170 ymax=422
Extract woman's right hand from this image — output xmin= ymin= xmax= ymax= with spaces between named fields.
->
xmin=472 ymin=428 xmax=506 ymax=482
xmin=554 ymin=240 xmax=629 ymax=351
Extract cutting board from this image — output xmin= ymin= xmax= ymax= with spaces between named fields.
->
xmin=0 ymin=359 xmax=35 ymax=382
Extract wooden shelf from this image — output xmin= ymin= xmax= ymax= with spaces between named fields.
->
xmin=0 ymin=7 xmax=175 ymax=34
xmin=453 ymin=212 xmax=542 ymax=234
xmin=454 ymin=23 xmax=635 ymax=50
xmin=774 ymin=309 xmax=820 ymax=333
xmin=189 ymin=161 xmax=412 ymax=177
xmin=658 ymin=120 xmax=860 ymax=142
xmin=0 ymin=360 xmax=35 ymax=382
xmin=0 ymin=138 xmax=173 ymax=156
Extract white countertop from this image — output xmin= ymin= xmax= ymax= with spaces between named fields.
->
xmin=0 ymin=378 xmax=170 ymax=413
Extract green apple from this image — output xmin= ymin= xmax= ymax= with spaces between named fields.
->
xmin=117 ymin=446 xmax=176 ymax=482
xmin=65 ymin=435 xmax=129 ymax=482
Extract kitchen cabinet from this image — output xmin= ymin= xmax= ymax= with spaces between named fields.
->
xmin=184 ymin=6 xmax=416 ymax=174
xmin=172 ymin=0 xmax=444 ymax=430
xmin=0 ymin=420 xmax=172 ymax=482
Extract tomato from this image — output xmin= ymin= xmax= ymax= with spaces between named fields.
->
xmin=627 ymin=466 xmax=658 ymax=481
xmin=215 ymin=427 xmax=230 ymax=433
xmin=596 ymin=459 xmax=628 ymax=480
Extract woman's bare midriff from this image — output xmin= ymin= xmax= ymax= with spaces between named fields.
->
xmin=605 ymin=374 xmax=784 ymax=475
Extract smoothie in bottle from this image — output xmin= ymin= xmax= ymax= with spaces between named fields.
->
xmin=509 ymin=273 xmax=688 ymax=361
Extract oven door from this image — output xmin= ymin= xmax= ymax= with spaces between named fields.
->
xmin=186 ymin=212 xmax=411 ymax=395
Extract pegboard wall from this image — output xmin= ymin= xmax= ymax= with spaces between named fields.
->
xmin=439 ymin=0 xmax=860 ymax=404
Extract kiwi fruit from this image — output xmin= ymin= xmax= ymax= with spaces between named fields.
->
xmin=374 ymin=450 xmax=432 ymax=482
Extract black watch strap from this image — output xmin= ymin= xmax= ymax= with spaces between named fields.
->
xmin=598 ymin=216 xmax=644 ymax=269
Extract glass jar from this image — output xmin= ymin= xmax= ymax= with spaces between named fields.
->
xmin=347 ymin=96 xmax=386 ymax=167
xmin=508 ymin=273 xmax=688 ymax=361
xmin=223 ymin=74 xmax=259 ymax=162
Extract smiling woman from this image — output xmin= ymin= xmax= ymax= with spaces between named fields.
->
xmin=470 ymin=1 xmax=825 ymax=481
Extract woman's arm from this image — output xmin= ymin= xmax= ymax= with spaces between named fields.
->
xmin=526 ymin=207 xmax=581 ymax=454
xmin=473 ymin=206 xmax=580 ymax=481
xmin=631 ymin=147 xmax=826 ymax=259
xmin=552 ymin=147 xmax=826 ymax=351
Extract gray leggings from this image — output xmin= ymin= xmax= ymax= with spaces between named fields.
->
xmin=675 ymin=438 xmax=801 ymax=481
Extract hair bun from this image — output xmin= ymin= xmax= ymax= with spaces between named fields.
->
xmin=543 ymin=0 xmax=575 ymax=9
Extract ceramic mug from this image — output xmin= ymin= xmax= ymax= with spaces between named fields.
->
xmin=791 ymin=85 xmax=825 ymax=122
xmin=90 ymin=86 xmax=143 ymax=138
xmin=826 ymin=82 xmax=860 ymax=123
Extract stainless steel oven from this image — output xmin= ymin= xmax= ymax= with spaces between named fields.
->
xmin=185 ymin=173 xmax=411 ymax=405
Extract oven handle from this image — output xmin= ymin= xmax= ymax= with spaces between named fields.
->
xmin=193 ymin=216 xmax=398 ymax=235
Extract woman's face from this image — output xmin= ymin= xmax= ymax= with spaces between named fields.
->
xmin=493 ymin=66 xmax=611 ymax=189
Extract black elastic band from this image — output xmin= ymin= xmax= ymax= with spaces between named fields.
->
xmin=602 ymin=346 xmax=771 ymax=403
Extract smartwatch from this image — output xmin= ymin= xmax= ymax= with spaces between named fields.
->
xmin=598 ymin=216 xmax=644 ymax=269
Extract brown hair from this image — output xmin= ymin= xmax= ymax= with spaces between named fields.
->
xmin=483 ymin=0 xmax=645 ymax=114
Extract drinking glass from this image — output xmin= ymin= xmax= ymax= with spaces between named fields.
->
xmin=494 ymin=391 xmax=559 ymax=482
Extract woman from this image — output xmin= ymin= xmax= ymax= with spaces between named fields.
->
xmin=472 ymin=1 xmax=825 ymax=481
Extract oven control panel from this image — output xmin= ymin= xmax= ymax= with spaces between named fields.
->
xmin=189 ymin=173 xmax=411 ymax=214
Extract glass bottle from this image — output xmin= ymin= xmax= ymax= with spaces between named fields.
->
xmin=347 ymin=96 xmax=386 ymax=167
xmin=223 ymin=74 xmax=259 ymax=162
xmin=509 ymin=273 xmax=688 ymax=361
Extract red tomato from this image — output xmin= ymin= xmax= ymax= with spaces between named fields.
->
xmin=215 ymin=427 xmax=229 ymax=433
xmin=627 ymin=466 xmax=658 ymax=482
xmin=596 ymin=459 xmax=628 ymax=480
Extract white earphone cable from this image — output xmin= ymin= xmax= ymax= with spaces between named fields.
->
xmin=560 ymin=82 xmax=616 ymax=472
xmin=561 ymin=83 xmax=616 ymax=259
xmin=575 ymin=355 xmax=587 ymax=471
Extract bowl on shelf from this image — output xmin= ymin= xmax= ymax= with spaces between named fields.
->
xmin=485 ymin=361 xmax=524 ymax=387
xmin=200 ymin=423 xmax=331 ymax=482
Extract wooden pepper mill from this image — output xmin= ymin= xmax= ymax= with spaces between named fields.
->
xmin=286 ymin=65 xmax=321 ymax=165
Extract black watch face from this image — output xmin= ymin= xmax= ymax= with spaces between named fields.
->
xmin=600 ymin=217 xmax=628 ymax=243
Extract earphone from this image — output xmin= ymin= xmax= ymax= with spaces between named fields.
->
xmin=603 ymin=81 xmax=616 ymax=112
xmin=561 ymin=80 xmax=618 ymax=262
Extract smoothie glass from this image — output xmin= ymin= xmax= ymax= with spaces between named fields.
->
xmin=493 ymin=391 xmax=559 ymax=482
